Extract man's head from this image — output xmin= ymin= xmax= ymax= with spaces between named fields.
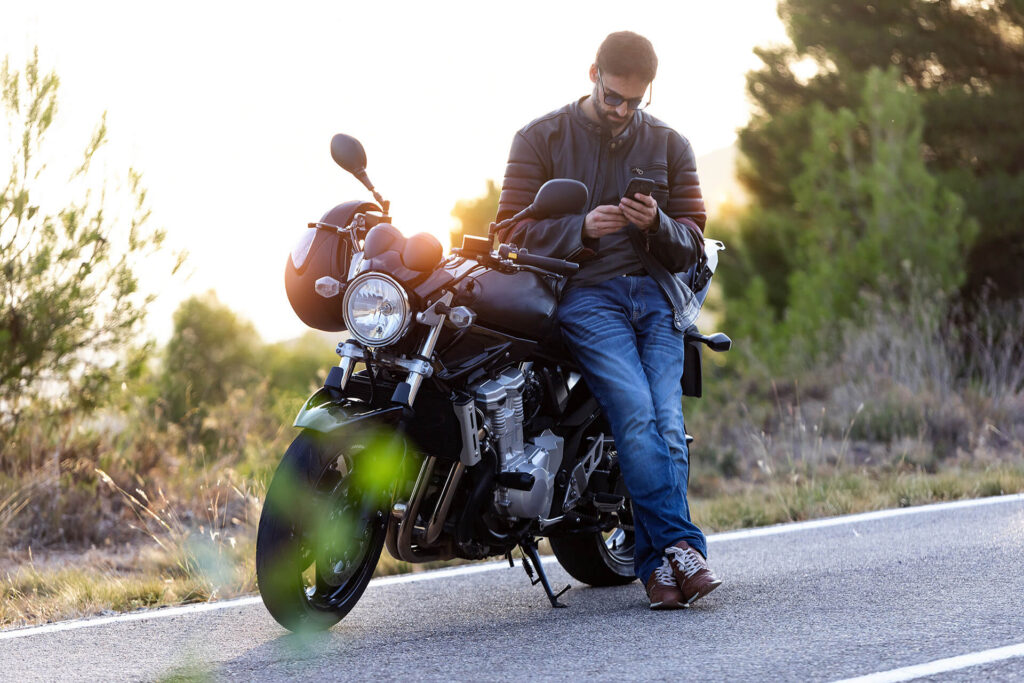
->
xmin=587 ymin=31 xmax=657 ymax=132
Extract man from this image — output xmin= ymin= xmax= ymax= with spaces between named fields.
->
xmin=496 ymin=31 xmax=721 ymax=610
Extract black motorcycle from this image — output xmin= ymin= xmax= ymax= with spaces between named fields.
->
xmin=255 ymin=134 xmax=730 ymax=632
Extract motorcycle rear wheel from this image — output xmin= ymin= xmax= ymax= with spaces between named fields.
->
xmin=256 ymin=430 xmax=388 ymax=632
xmin=550 ymin=512 xmax=637 ymax=587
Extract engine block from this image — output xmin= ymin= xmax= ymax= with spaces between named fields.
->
xmin=472 ymin=368 xmax=564 ymax=519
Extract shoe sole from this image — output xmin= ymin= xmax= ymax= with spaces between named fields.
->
xmin=649 ymin=600 xmax=687 ymax=610
xmin=682 ymin=579 xmax=722 ymax=607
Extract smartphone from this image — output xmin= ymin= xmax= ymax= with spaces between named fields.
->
xmin=623 ymin=177 xmax=655 ymax=200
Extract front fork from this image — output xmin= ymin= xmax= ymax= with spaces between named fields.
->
xmin=333 ymin=291 xmax=457 ymax=407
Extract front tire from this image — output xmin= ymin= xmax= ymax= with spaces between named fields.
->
xmin=256 ymin=430 xmax=388 ymax=632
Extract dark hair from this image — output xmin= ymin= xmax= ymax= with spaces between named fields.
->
xmin=596 ymin=31 xmax=658 ymax=82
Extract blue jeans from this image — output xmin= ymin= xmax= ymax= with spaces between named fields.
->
xmin=557 ymin=274 xmax=707 ymax=583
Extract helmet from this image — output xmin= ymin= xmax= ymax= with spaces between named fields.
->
xmin=284 ymin=200 xmax=378 ymax=331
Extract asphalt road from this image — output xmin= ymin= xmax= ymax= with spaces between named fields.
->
xmin=2 ymin=495 xmax=1023 ymax=682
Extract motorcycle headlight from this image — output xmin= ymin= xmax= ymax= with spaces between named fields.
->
xmin=342 ymin=272 xmax=412 ymax=347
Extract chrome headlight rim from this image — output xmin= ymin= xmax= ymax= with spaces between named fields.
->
xmin=342 ymin=271 xmax=412 ymax=347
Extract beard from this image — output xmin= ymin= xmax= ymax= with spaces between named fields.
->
xmin=595 ymin=107 xmax=628 ymax=131
xmin=591 ymin=88 xmax=630 ymax=132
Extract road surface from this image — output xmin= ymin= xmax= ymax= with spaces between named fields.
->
xmin=2 ymin=494 xmax=1023 ymax=681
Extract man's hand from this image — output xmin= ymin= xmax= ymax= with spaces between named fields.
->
xmin=583 ymin=205 xmax=629 ymax=239
xmin=619 ymin=193 xmax=659 ymax=230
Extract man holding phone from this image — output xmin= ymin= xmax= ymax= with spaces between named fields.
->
xmin=496 ymin=31 xmax=720 ymax=610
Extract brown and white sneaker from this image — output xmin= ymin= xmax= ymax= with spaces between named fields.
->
xmin=645 ymin=557 xmax=686 ymax=610
xmin=665 ymin=541 xmax=722 ymax=606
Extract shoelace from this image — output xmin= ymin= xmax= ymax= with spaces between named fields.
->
xmin=666 ymin=546 xmax=704 ymax=578
xmin=653 ymin=557 xmax=676 ymax=586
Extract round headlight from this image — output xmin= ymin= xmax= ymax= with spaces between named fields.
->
xmin=342 ymin=273 xmax=412 ymax=347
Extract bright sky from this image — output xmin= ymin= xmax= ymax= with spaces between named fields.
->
xmin=2 ymin=0 xmax=787 ymax=343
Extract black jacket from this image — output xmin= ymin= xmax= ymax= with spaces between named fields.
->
xmin=496 ymin=98 xmax=706 ymax=331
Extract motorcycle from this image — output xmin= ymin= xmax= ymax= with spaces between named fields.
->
xmin=255 ymin=133 xmax=731 ymax=632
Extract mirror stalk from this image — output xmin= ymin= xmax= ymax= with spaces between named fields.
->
xmin=331 ymin=133 xmax=390 ymax=213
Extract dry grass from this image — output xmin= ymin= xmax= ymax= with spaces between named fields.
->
xmin=1 ymin=556 xmax=231 ymax=628
xmin=3 ymin=462 xmax=1022 ymax=629
xmin=1 ymin=461 xmax=263 ymax=629
xmin=693 ymin=463 xmax=1024 ymax=532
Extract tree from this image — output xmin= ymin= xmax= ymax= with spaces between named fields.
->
xmin=779 ymin=69 xmax=976 ymax=358
xmin=728 ymin=0 xmax=1024 ymax=311
xmin=263 ymin=331 xmax=340 ymax=397
xmin=161 ymin=292 xmax=261 ymax=424
xmin=450 ymin=179 xmax=500 ymax=247
xmin=0 ymin=50 xmax=179 ymax=444
xmin=727 ymin=69 xmax=976 ymax=367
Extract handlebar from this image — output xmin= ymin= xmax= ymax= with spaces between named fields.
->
xmin=497 ymin=244 xmax=579 ymax=277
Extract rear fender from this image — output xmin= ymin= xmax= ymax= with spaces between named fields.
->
xmin=294 ymin=388 xmax=404 ymax=434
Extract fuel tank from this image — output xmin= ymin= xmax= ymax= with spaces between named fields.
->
xmin=452 ymin=267 xmax=559 ymax=341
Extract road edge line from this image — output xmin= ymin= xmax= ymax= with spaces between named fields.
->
xmin=2 ymin=491 xmax=1022 ymax=641
xmin=706 ymin=492 xmax=1024 ymax=543
xmin=832 ymin=641 xmax=1024 ymax=682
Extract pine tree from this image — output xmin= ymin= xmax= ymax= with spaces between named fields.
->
xmin=731 ymin=0 xmax=1024 ymax=310
xmin=733 ymin=69 xmax=976 ymax=365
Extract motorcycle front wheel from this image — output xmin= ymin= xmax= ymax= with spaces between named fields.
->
xmin=256 ymin=430 xmax=388 ymax=632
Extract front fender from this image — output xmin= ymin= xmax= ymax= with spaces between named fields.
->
xmin=294 ymin=388 xmax=404 ymax=434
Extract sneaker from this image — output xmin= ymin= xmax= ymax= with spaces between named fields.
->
xmin=665 ymin=541 xmax=722 ymax=606
xmin=645 ymin=557 xmax=686 ymax=610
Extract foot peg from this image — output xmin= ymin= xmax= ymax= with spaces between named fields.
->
xmin=519 ymin=538 xmax=570 ymax=608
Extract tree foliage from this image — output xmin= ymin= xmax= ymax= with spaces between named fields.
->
xmin=729 ymin=0 xmax=1024 ymax=311
xmin=161 ymin=293 xmax=337 ymax=428
xmin=730 ymin=69 xmax=976 ymax=365
xmin=262 ymin=331 xmax=338 ymax=398
xmin=161 ymin=292 xmax=261 ymax=425
xmin=0 ymin=50 xmax=179 ymax=440
xmin=450 ymin=179 xmax=500 ymax=247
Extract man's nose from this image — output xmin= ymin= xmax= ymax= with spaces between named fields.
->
xmin=614 ymin=102 xmax=629 ymax=117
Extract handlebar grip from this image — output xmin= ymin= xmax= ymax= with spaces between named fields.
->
xmin=500 ymin=245 xmax=580 ymax=276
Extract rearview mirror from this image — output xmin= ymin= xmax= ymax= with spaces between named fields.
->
xmin=330 ymin=134 xmax=368 ymax=176
xmin=705 ymin=333 xmax=732 ymax=352
xmin=531 ymin=179 xmax=588 ymax=219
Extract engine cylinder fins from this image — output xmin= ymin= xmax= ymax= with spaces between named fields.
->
xmin=491 ymin=408 xmax=508 ymax=437
xmin=496 ymin=369 xmax=526 ymax=455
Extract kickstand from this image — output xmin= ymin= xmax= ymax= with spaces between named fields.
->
xmin=518 ymin=538 xmax=570 ymax=608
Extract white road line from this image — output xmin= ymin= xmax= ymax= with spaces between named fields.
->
xmin=834 ymin=642 xmax=1024 ymax=682
xmin=1 ymin=492 xmax=1022 ymax=642
xmin=0 ymin=559 xmax=533 ymax=642
xmin=706 ymin=492 xmax=1024 ymax=543
xmin=0 ymin=598 xmax=264 ymax=641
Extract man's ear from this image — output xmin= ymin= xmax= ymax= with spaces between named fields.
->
xmin=589 ymin=63 xmax=599 ymax=84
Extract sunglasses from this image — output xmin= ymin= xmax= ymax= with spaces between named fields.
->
xmin=597 ymin=70 xmax=652 ymax=111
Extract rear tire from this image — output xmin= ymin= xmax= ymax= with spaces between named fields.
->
xmin=256 ymin=430 xmax=388 ymax=632
xmin=550 ymin=439 xmax=636 ymax=587
xmin=550 ymin=519 xmax=637 ymax=586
